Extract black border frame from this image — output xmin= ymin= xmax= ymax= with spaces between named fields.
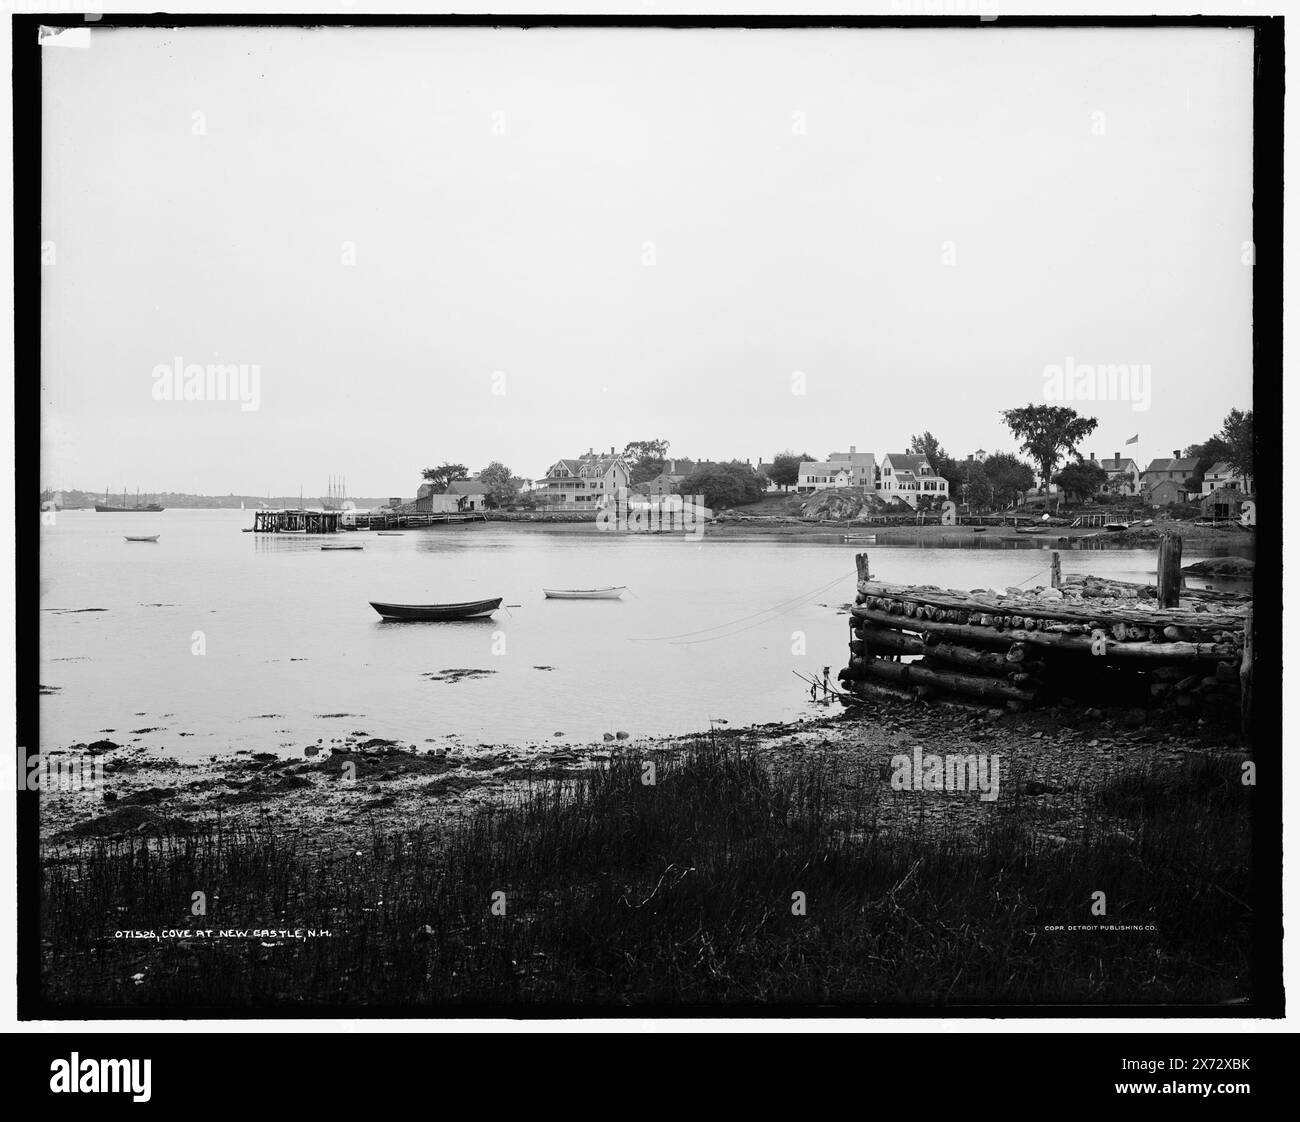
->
xmin=15 ymin=11 xmax=1284 ymax=1022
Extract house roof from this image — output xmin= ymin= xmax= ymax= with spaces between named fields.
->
xmin=1098 ymin=457 xmax=1136 ymax=472
xmin=1143 ymin=457 xmax=1199 ymax=475
xmin=1205 ymin=461 xmax=1238 ymax=477
xmin=447 ymin=479 xmax=487 ymax=495
xmin=883 ymin=453 xmax=930 ymax=473
xmin=893 ymin=471 xmax=917 ymax=483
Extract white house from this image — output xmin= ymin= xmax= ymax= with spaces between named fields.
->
xmin=538 ymin=448 xmax=631 ymax=510
xmin=796 ymin=462 xmax=853 ymax=494
xmin=826 ymin=446 xmax=877 ymax=489
xmin=878 ymin=453 xmax=949 ymax=509
xmin=1199 ymin=461 xmax=1252 ymax=496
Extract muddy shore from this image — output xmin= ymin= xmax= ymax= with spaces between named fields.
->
xmin=40 ymin=698 xmax=1244 ymax=857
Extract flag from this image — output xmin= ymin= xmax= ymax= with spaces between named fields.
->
xmin=1125 ymin=434 xmax=1139 ymax=445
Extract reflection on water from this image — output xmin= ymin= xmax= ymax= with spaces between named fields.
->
xmin=40 ymin=511 xmax=1250 ymax=757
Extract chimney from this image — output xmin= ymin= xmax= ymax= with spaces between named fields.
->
xmin=1114 ymin=451 xmax=1119 ymax=463
xmin=1173 ymin=449 xmax=1181 ymax=459
xmin=1090 ymin=451 xmax=1095 ymax=461
xmin=849 ymin=444 xmax=856 ymax=454
xmin=610 ymin=446 xmax=615 ymax=456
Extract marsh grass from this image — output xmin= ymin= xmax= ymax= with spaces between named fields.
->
xmin=42 ymin=735 xmax=1252 ymax=1008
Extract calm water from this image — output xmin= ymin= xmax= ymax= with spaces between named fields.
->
xmin=40 ymin=510 xmax=1236 ymax=758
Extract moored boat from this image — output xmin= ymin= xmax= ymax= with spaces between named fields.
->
xmin=542 ymin=586 xmax=626 ymax=599
xmin=322 ymin=543 xmax=364 ymax=551
xmin=370 ymin=598 xmax=502 ymax=621
xmin=124 ymin=535 xmax=159 ymax=542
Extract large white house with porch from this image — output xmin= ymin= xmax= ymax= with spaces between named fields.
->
xmin=538 ymin=448 xmax=631 ymax=511
xmin=878 ymin=453 xmax=948 ymax=508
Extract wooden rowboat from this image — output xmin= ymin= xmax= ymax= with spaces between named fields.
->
xmin=377 ymin=531 xmax=405 ymax=536
xmin=542 ymin=586 xmax=626 ymax=600
xmin=322 ymin=543 xmax=364 ymax=551
xmin=124 ymin=535 xmax=159 ymax=542
xmin=370 ymin=598 xmax=502 ymax=621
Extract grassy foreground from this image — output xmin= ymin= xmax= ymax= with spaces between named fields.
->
xmin=42 ymin=735 xmax=1252 ymax=1008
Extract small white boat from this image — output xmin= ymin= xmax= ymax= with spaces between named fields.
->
xmin=543 ymin=586 xmax=626 ymax=600
xmin=377 ymin=531 xmax=404 ymax=536
xmin=124 ymin=535 xmax=159 ymax=543
xmin=322 ymin=543 xmax=364 ymax=551
xmin=842 ymin=534 xmax=876 ymax=543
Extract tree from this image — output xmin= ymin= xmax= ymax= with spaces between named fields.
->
xmin=623 ymin=439 xmax=671 ymax=485
xmin=679 ymin=461 xmax=764 ymax=509
xmin=908 ymin=431 xmax=946 ymax=465
xmin=1000 ymin=405 xmax=1099 ymax=488
xmin=909 ymin=431 xmax=964 ymax=496
xmin=963 ymin=461 xmax=993 ymax=511
xmin=1219 ymin=408 xmax=1254 ymax=478
xmin=1052 ymin=458 xmax=1108 ymax=505
xmin=767 ymin=450 xmax=807 ymax=492
xmin=1184 ymin=436 xmax=1231 ymax=494
xmin=982 ymin=451 xmax=1036 ymax=509
xmin=477 ymin=461 xmax=519 ymax=509
xmin=421 ymin=462 xmax=469 ymax=493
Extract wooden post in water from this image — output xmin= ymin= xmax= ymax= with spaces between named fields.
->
xmin=1240 ymin=606 xmax=1253 ymax=737
xmin=1156 ymin=532 xmax=1182 ymax=608
xmin=1050 ymin=551 xmax=1061 ymax=589
xmin=855 ymin=552 xmax=871 ymax=584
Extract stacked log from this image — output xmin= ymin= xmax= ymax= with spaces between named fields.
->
xmin=838 ymin=557 xmax=1250 ymax=718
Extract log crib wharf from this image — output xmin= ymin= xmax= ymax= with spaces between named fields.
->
xmin=839 ymin=545 xmax=1253 ymax=732
xmin=252 ymin=509 xmax=343 ymax=533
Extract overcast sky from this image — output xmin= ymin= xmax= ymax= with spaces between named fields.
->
xmin=41 ymin=25 xmax=1254 ymax=495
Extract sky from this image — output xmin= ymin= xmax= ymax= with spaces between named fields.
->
xmin=40 ymin=24 xmax=1255 ymax=496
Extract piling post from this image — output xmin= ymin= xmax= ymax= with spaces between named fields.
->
xmin=855 ymin=552 xmax=871 ymax=584
xmin=1156 ymin=532 xmax=1182 ymax=608
xmin=1050 ymin=551 xmax=1061 ymax=589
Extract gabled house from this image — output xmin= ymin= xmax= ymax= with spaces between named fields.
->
xmin=415 ymin=483 xmax=462 ymax=514
xmin=539 ymin=448 xmax=631 ymax=510
xmin=878 ymin=453 xmax=948 ymax=509
xmin=447 ymin=479 xmax=489 ymax=511
xmin=1199 ymin=461 xmax=1252 ymax=496
xmin=1146 ymin=479 xmax=1189 ymax=508
xmin=1140 ymin=451 xmax=1199 ymax=499
xmin=824 ymin=446 xmax=878 ymax=489
xmin=415 ymin=479 xmax=489 ymax=513
xmin=796 ymin=463 xmax=853 ymax=493
xmin=1091 ymin=451 xmax=1141 ymax=496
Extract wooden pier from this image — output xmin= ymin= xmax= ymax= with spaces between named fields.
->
xmin=351 ymin=511 xmax=486 ymax=530
xmin=839 ymin=547 xmax=1253 ymax=725
xmin=252 ymin=509 xmax=343 ymax=533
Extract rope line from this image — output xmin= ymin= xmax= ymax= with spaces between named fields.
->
xmin=628 ymin=571 xmax=854 ymax=645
